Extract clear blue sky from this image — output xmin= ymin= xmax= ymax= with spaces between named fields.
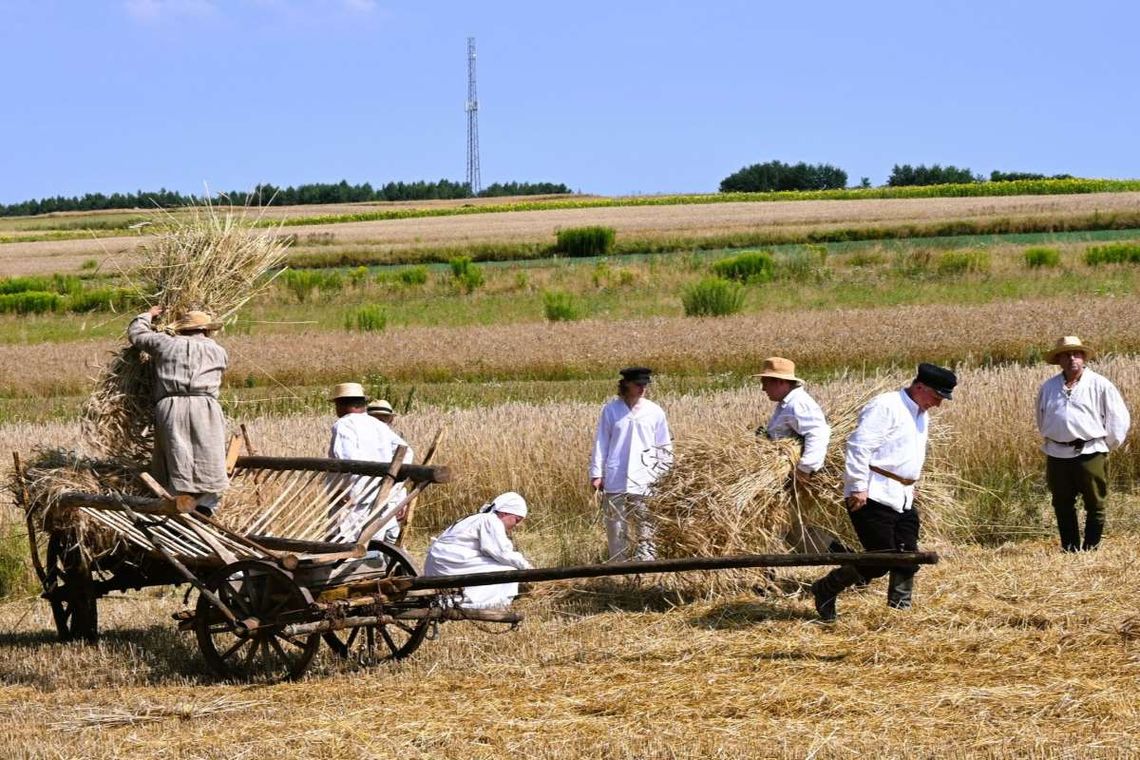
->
xmin=2 ymin=0 xmax=1138 ymax=204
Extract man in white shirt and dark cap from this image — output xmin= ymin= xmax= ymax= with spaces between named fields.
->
xmin=1036 ymin=336 xmax=1131 ymax=552
xmin=810 ymin=362 xmax=957 ymax=622
xmin=327 ymin=382 xmax=412 ymax=543
xmin=589 ymin=367 xmax=674 ymax=562
xmin=423 ymin=491 xmax=533 ymax=608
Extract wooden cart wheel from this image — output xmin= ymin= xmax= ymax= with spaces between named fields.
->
xmin=43 ymin=531 xmax=99 ymax=643
xmin=323 ymin=541 xmax=430 ymax=664
xmin=194 ymin=560 xmax=319 ymax=682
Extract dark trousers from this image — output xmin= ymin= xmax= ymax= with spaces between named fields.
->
xmin=847 ymin=499 xmax=921 ymax=583
xmin=1046 ymin=453 xmax=1108 ymax=551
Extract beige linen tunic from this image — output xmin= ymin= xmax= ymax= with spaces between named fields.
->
xmin=127 ymin=314 xmax=229 ymax=495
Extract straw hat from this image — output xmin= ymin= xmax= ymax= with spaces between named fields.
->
xmin=752 ymin=357 xmax=802 ymax=385
xmin=329 ymin=382 xmax=367 ymax=401
xmin=367 ymin=399 xmax=395 ymax=416
xmin=171 ymin=310 xmax=222 ymax=333
xmin=1045 ymin=336 xmax=1095 ymax=364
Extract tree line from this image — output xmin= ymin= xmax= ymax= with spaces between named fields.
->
xmin=0 ymin=179 xmax=572 ymax=218
xmin=720 ymin=161 xmax=1076 ymax=193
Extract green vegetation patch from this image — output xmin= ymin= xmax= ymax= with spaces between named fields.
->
xmin=1084 ymin=242 xmax=1140 ymax=265
xmin=681 ymin=277 xmax=746 ymax=317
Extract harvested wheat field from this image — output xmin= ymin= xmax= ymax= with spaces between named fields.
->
xmin=0 ymin=539 xmax=1136 ymax=758
xmin=3 ymin=190 xmax=1140 ymax=275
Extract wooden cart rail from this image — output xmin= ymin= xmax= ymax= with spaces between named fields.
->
xmin=226 ymin=452 xmax=443 ymax=548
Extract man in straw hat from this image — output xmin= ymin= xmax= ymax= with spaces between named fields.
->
xmin=755 ymin=356 xmax=852 ymax=559
xmin=1036 ymin=336 xmax=1131 ymax=552
xmin=756 ymin=357 xmax=831 ymax=483
xmin=424 ymin=491 xmax=534 ymax=608
xmin=127 ymin=305 xmax=229 ymax=515
xmin=368 ymin=398 xmax=415 ymax=542
xmin=327 ymin=382 xmax=413 ymax=543
xmin=367 ymin=399 xmax=397 ymax=426
xmin=810 ymin=362 xmax=957 ymax=622
xmin=589 ymin=366 xmax=674 ymax=562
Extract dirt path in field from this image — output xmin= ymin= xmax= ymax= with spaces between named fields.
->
xmin=2 ymin=191 xmax=1138 ymax=276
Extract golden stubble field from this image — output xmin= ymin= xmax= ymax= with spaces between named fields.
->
xmin=0 ymin=540 xmax=1136 ymax=758
xmin=3 ymin=191 xmax=1140 ymax=276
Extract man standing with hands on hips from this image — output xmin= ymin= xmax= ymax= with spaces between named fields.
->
xmin=1036 ymin=336 xmax=1130 ymax=552
xmin=810 ymin=363 xmax=957 ymax=623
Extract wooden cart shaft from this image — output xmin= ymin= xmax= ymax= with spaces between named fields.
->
xmin=405 ymin=551 xmax=940 ymax=591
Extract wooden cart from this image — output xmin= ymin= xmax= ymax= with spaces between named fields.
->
xmin=14 ymin=443 xmax=939 ymax=682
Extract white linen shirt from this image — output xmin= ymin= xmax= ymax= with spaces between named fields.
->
xmin=589 ymin=397 xmax=673 ymax=496
xmin=844 ymin=389 xmax=929 ymax=512
xmin=767 ymin=386 xmax=832 ymax=473
xmin=327 ymin=413 xmax=412 ymax=539
xmin=1036 ymin=368 xmax=1131 ymax=458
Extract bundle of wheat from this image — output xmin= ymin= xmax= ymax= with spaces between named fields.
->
xmin=12 ymin=447 xmax=144 ymax=557
xmin=648 ymin=382 xmax=962 ymax=595
xmin=81 ymin=205 xmax=289 ymax=461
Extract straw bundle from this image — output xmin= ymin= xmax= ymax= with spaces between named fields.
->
xmin=81 ymin=205 xmax=290 ymax=461
xmin=649 ymin=382 xmax=961 ymax=595
xmin=12 ymin=447 xmax=145 ymax=557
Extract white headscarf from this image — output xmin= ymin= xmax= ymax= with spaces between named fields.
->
xmin=479 ymin=491 xmax=528 ymax=519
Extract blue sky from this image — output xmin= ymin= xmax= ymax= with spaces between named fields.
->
xmin=2 ymin=0 xmax=1138 ymax=203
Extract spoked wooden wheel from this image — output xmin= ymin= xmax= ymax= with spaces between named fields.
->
xmin=195 ymin=560 xmax=319 ymax=682
xmin=42 ymin=531 xmax=99 ymax=643
xmin=323 ymin=542 xmax=431 ymax=664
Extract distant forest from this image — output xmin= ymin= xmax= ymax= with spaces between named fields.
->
xmin=0 ymin=179 xmax=572 ymax=217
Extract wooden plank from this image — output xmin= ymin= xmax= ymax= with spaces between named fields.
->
xmin=59 ymin=491 xmax=196 ymax=517
xmin=224 ymin=432 xmax=244 ymax=474
xmin=233 ymin=455 xmax=451 ymax=484
xmin=281 ymin=606 xmax=520 ymax=637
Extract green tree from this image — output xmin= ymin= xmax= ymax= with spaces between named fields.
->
xmin=888 ymin=164 xmax=980 ymax=186
xmin=719 ymin=161 xmax=847 ymax=193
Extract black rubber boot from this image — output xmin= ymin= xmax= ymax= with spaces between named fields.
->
xmin=887 ymin=571 xmax=914 ymax=610
xmin=811 ymin=566 xmax=862 ymax=622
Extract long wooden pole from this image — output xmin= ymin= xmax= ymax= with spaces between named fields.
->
xmin=405 ymin=551 xmax=940 ymax=591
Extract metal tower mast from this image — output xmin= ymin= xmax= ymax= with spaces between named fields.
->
xmin=465 ymin=37 xmax=481 ymax=195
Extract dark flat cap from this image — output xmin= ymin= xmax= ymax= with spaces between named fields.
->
xmin=916 ymin=363 xmax=957 ymax=400
xmin=619 ymin=366 xmax=653 ymax=384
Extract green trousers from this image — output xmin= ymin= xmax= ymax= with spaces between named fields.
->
xmin=1045 ymin=453 xmax=1108 ymax=552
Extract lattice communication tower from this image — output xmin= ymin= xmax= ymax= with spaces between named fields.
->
xmin=465 ymin=37 xmax=481 ymax=195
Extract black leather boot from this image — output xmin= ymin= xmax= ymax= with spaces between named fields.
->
xmin=887 ymin=571 xmax=914 ymax=610
xmin=811 ymin=566 xmax=862 ymax=622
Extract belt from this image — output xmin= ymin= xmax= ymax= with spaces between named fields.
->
xmin=159 ymin=392 xmax=216 ymax=399
xmin=1047 ymin=437 xmax=1088 ymax=449
xmin=869 ymin=465 xmax=917 ymax=487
